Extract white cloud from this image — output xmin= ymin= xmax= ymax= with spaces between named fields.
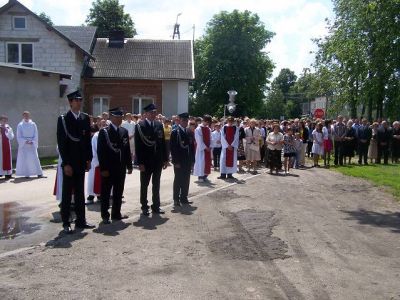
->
xmin=0 ymin=0 xmax=334 ymax=78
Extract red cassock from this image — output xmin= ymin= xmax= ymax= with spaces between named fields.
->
xmin=1 ymin=127 xmax=11 ymax=171
xmin=93 ymin=166 xmax=101 ymax=195
xmin=225 ymin=127 xmax=235 ymax=167
xmin=201 ymin=126 xmax=212 ymax=175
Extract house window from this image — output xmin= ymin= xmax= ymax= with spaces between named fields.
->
xmin=6 ymin=43 xmax=33 ymax=67
xmin=93 ymin=97 xmax=110 ymax=116
xmin=13 ymin=16 xmax=26 ymax=29
xmin=132 ymin=97 xmax=154 ymax=114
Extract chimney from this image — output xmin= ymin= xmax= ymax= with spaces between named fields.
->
xmin=108 ymin=30 xmax=125 ymax=48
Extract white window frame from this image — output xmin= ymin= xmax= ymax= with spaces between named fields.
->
xmin=12 ymin=16 xmax=27 ymax=30
xmin=92 ymin=96 xmax=110 ymax=116
xmin=5 ymin=42 xmax=34 ymax=67
xmin=132 ymin=97 xmax=154 ymax=114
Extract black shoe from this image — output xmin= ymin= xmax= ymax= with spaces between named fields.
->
xmin=63 ymin=225 xmax=73 ymax=234
xmin=38 ymin=174 xmax=47 ymax=178
xmin=217 ymin=176 xmax=226 ymax=179
xmin=227 ymin=174 xmax=235 ymax=179
xmin=174 ymin=201 xmax=181 ymax=207
xmin=87 ymin=195 xmax=94 ymax=201
xmin=5 ymin=175 xmax=12 ymax=180
xmin=152 ymin=208 xmax=165 ymax=214
xmin=142 ymin=210 xmax=150 ymax=216
xmin=112 ymin=215 xmax=129 ymax=221
xmin=180 ymin=200 xmax=193 ymax=205
xmin=102 ymin=219 xmax=111 ymax=224
xmin=75 ymin=222 xmax=96 ymax=229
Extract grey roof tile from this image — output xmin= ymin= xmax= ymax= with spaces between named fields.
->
xmin=55 ymin=26 xmax=97 ymax=54
xmin=88 ymin=39 xmax=194 ymax=80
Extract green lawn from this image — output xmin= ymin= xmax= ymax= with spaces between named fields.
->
xmin=39 ymin=156 xmax=58 ymax=166
xmin=332 ymin=164 xmax=400 ymax=200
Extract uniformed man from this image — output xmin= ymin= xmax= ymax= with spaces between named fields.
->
xmin=134 ymin=103 xmax=168 ymax=216
xmin=56 ymin=90 xmax=95 ymax=234
xmin=97 ymin=108 xmax=133 ymax=223
xmin=170 ymin=113 xmax=195 ymax=207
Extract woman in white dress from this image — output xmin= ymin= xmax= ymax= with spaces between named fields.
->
xmin=312 ymin=122 xmax=324 ymax=167
xmin=266 ymin=123 xmax=284 ymax=174
xmin=245 ymin=119 xmax=261 ymax=174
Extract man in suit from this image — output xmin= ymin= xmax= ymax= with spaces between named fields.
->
xmin=134 ymin=103 xmax=168 ymax=216
xmin=97 ymin=108 xmax=133 ymax=224
xmin=377 ymin=121 xmax=392 ymax=165
xmin=357 ymin=118 xmax=372 ymax=165
xmin=170 ymin=113 xmax=195 ymax=207
xmin=56 ymin=90 xmax=95 ymax=234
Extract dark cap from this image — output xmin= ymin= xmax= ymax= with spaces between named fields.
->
xmin=67 ymin=90 xmax=82 ymax=101
xmin=178 ymin=112 xmax=189 ymax=119
xmin=143 ymin=103 xmax=157 ymax=112
xmin=109 ymin=107 xmax=124 ymax=117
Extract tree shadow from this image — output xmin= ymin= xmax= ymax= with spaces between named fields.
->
xmin=341 ymin=209 xmax=400 ymax=233
xmin=45 ymin=230 xmax=88 ymax=248
xmin=171 ymin=205 xmax=198 ymax=215
xmin=93 ymin=220 xmax=130 ymax=236
xmin=132 ymin=214 xmax=169 ymax=230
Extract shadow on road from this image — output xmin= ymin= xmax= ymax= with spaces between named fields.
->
xmin=45 ymin=230 xmax=88 ymax=248
xmin=171 ymin=205 xmax=198 ymax=215
xmin=133 ymin=214 xmax=169 ymax=230
xmin=341 ymin=209 xmax=400 ymax=233
xmin=93 ymin=221 xmax=130 ymax=236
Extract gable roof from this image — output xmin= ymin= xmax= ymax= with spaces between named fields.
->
xmin=0 ymin=62 xmax=71 ymax=79
xmin=55 ymin=26 xmax=97 ymax=54
xmin=0 ymin=0 xmax=96 ymax=59
xmin=87 ymin=39 xmax=194 ymax=80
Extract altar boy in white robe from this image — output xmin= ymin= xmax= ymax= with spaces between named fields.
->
xmin=0 ymin=115 xmax=14 ymax=179
xmin=218 ymin=116 xmax=239 ymax=179
xmin=16 ymin=111 xmax=44 ymax=178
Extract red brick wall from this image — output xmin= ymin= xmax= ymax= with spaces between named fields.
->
xmin=83 ymin=78 xmax=163 ymax=115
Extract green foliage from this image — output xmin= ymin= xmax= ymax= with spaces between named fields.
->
xmin=314 ymin=0 xmax=400 ymax=120
xmin=190 ymin=10 xmax=275 ymax=117
xmin=272 ymin=68 xmax=297 ymax=101
xmin=264 ymin=88 xmax=285 ymax=119
xmin=86 ymin=0 xmax=136 ymax=38
xmin=37 ymin=12 xmax=53 ymax=26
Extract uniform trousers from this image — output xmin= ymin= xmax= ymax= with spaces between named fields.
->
xmin=101 ymin=171 xmax=126 ymax=220
xmin=140 ymin=163 xmax=162 ymax=210
xmin=61 ymin=171 xmax=85 ymax=226
xmin=173 ymin=164 xmax=191 ymax=203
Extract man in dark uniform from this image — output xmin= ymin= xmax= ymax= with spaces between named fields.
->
xmin=357 ymin=118 xmax=372 ymax=165
xmin=97 ymin=108 xmax=133 ymax=224
xmin=170 ymin=113 xmax=195 ymax=207
xmin=56 ymin=90 xmax=95 ymax=234
xmin=134 ymin=103 xmax=168 ymax=216
xmin=377 ymin=121 xmax=392 ymax=165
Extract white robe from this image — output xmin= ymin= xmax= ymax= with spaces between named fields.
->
xmin=193 ymin=125 xmax=211 ymax=177
xmin=0 ymin=124 xmax=14 ymax=175
xmin=54 ymin=149 xmax=63 ymax=203
xmin=16 ymin=120 xmax=43 ymax=176
xmin=86 ymin=132 xmax=99 ymax=196
xmin=122 ymin=120 xmax=136 ymax=156
xmin=220 ymin=125 xmax=239 ymax=174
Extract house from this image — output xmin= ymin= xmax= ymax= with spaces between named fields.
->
xmin=0 ymin=0 xmax=97 ymax=156
xmin=302 ymin=96 xmax=328 ymax=118
xmin=83 ymin=35 xmax=194 ymax=117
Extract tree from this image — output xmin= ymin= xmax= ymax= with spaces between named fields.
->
xmin=272 ymin=68 xmax=297 ymax=102
xmin=190 ymin=10 xmax=275 ymax=117
xmin=38 ymin=12 xmax=53 ymax=26
xmin=86 ymin=0 xmax=136 ymax=38
xmin=264 ymin=89 xmax=285 ymax=119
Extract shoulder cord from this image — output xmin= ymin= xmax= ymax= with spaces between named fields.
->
xmin=102 ymin=128 xmax=120 ymax=154
xmin=177 ymin=128 xmax=189 ymax=150
xmin=136 ymin=123 xmax=156 ymax=147
xmin=61 ymin=115 xmax=80 ymax=142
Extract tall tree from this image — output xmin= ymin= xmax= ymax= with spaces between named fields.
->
xmin=272 ymin=68 xmax=297 ymax=102
xmin=190 ymin=10 xmax=275 ymax=117
xmin=86 ymin=0 xmax=136 ymax=38
xmin=38 ymin=12 xmax=53 ymax=26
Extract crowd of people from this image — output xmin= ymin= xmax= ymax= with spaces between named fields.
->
xmin=1 ymin=90 xmax=399 ymax=234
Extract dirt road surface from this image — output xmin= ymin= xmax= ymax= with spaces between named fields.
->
xmin=0 ymin=167 xmax=400 ymax=299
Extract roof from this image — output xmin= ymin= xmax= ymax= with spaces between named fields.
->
xmin=55 ymin=26 xmax=97 ymax=54
xmin=87 ymin=39 xmax=194 ymax=80
xmin=0 ymin=1 xmax=96 ymax=59
xmin=0 ymin=62 xmax=72 ymax=79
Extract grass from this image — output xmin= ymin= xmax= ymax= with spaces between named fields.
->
xmin=331 ymin=163 xmax=400 ymax=200
xmin=39 ymin=156 xmax=58 ymax=166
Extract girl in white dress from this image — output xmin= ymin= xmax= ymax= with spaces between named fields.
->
xmin=312 ymin=122 xmax=324 ymax=167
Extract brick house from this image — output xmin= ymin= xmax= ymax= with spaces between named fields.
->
xmin=84 ymin=37 xmax=194 ymax=117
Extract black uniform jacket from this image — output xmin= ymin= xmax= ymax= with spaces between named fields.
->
xmin=134 ymin=120 xmax=168 ymax=166
xmin=97 ymin=125 xmax=133 ymax=173
xmin=170 ymin=126 xmax=195 ymax=167
xmin=57 ymin=111 xmax=92 ymax=172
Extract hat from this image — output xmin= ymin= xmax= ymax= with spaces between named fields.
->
xmin=67 ymin=90 xmax=82 ymax=101
xmin=178 ymin=112 xmax=189 ymax=119
xmin=143 ymin=103 xmax=157 ymax=112
xmin=109 ymin=107 xmax=124 ymax=117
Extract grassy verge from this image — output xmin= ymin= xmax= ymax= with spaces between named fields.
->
xmin=39 ymin=156 xmax=58 ymax=166
xmin=331 ymin=164 xmax=400 ymax=200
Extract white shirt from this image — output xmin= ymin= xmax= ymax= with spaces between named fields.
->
xmin=71 ymin=110 xmax=81 ymax=119
xmin=211 ymin=130 xmax=222 ymax=148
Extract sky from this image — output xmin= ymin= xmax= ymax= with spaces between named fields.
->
xmin=1 ymin=0 xmax=334 ymax=78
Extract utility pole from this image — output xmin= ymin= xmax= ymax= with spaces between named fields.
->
xmin=172 ymin=13 xmax=182 ymax=40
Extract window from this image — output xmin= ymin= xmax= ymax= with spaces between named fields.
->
xmin=6 ymin=43 xmax=33 ymax=67
xmin=13 ymin=16 xmax=26 ymax=29
xmin=132 ymin=97 xmax=154 ymax=114
xmin=93 ymin=97 xmax=110 ymax=116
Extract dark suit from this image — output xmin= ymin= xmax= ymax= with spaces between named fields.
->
xmin=97 ymin=125 xmax=132 ymax=220
xmin=57 ymin=111 xmax=92 ymax=227
xmin=357 ymin=125 xmax=372 ymax=164
xmin=377 ymin=127 xmax=392 ymax=164
xmin=134 ymin=120 xmax=168 ymax=211
xmin=170 ymin=126 xmax=195 ymax=204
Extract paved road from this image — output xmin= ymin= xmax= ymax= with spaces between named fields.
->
xmin=0 ymin=167 xmax=400 ymax=299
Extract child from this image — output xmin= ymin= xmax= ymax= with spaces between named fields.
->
xmin=211 ymin=123 xmax=222 ymax=171
xmin=283 ymin=128 xmax=296 ymax=175
xmin=294 ymin=132 xmax=303 ymax=169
